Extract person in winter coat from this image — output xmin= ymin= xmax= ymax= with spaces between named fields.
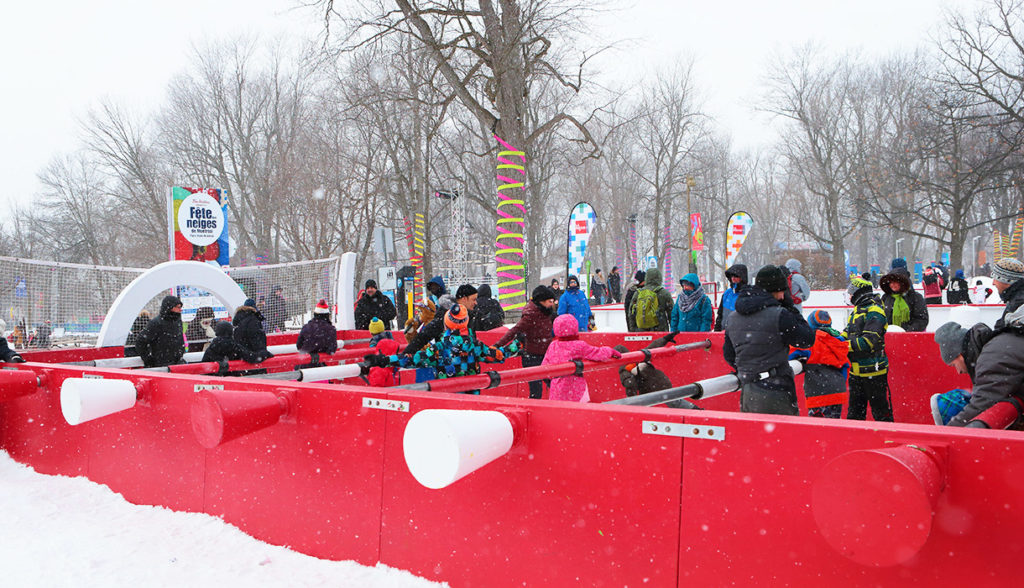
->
xmin=879 ymin=270 xmax=929 ymax=332
xmin=1 ymin=335 xmax=25 ymax=363
xmin=403 ymin=285 xmax=473 ymax=357
xmin=354 ymin=280 xmax=397 ymax=330
xmin=185 ymin=306 xmax=216 ymax=353
xmin=922 ymin=266 xmax=944 ymax=305
xmin=404 ymin=301 xmax=436 ymax=343
xmin=623 ymin=271 xmax=645 ymax=332
xmin=233 ymin=298 xmax=273 ymax=361
xmin=724 ymin=265 xmax=816 ymax=415
xmin=123 ymin=310 xmax=151 ymax=357
xmin=542 ymin=314 xmax=621 ymax=402
xmin=426 ymin=276 xmax=447 ymax=305
xmin=34 ymin=321 xmax=51 ymax=348
xmin=933 ymin=315 xmax=1024 ymax=428
xmin=608 ymin=267 xmax=622 ymax=303
xmin=930 ymin=321 xmax=996 ymax=425
xmin=590 ymin=269 xmax=608 ymax=305
xmin=368 ymin=317 xmax=393 ymax=347
xmin=785 ymin=258 xmax=811 ymax=314
xmin=470 ymin=284 xmax=505 ymax=331
xmin=496 ymin=285 xmax=558 ymax=399
xmin=297 ymin=299 xmax=338 ymax=355
xmin=670 ymin=273 xmax=713 ymax=332
xmin=201 ymin=321 xmax=266 ymax=365
xmin=788 ymin=310 xmax=849 ymax=418
xmin=264 ymin=285 xmax=287 ymax=332
xmin=365 ymin=338 xmax=402 ymax=387
xmin=991 ymin=258 xmax=1024 ymax=329
xmin=843 ymin=277 xmax=893 ymax=422
xmin=550 ymin=278 xmax=563 ymax=301
xmin=629 ymin=267 xmax=673 ymax=332
xmin=387 ymin=303 xmax=520 ymax=386
xmin=135 ymin=295 xmax=186 ymax=368
xmin=714 ymin=264 xmax=748 ymax=331
xmin=557 ymin=275 xmax=593 ymax=332
xmin=946 ymin=269 xmax=971 ymax=304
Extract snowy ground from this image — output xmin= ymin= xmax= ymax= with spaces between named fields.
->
xmin=0 ymin=451 xmax=445 ymax=587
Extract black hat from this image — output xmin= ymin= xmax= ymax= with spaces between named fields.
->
xmin=754 ymin=265 xmax=787 ymax=293
xmin=455 ymin=284 xmax=478 ymax=299
xmin=532 ymin=285 xmax=556 ymax=303
xmin=365 ymin=279 xmax=378 ymax=289
xmin=634 ymin=270 xmax=646 ymax=282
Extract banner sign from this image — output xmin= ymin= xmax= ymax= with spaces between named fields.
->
xmin=169 ymin=187 xmax=229 ymax=265
xmin=566 ymin=202 xmax=597 ymax=296
xmin=690 ymin=213 xmax=704 ymax=251
xmin=724 ymin=211 xmax=753 ymax=267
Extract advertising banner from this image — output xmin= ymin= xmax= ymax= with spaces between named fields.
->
xmin=724 ymin=211 xmax=753 ymax=267
xmin=168 ymin=187 xmax=229 ymax=265
xmin=566 ymin=202 xmax=597 ymax=298
xmin=690 ymin=213 xmax=704 ymax=251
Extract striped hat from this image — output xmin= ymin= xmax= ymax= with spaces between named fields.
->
xmin=807 ymin=310 xmax=831 ymax=329
xmin=444 ymin=304 xmax=469 ymax=332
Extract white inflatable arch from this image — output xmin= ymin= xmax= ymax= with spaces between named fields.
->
xmin=96 ymin=261 xmax=247 ymax=348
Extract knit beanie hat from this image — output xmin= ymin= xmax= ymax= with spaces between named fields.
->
xmin=244 ymin=298 xmax=257 ymax=308
xmin=531 ymin=285 xmax=556 ymax=303
xmin=807 ymin=310 xmax=832 ymax=329
xmin=445 ymin=304 xmax=469 ymax=332
xmin=992 ymin=258 xmax=1024 ymax=285
xmin=891 ymin=258 xmax=908 ymax=271
xmin=754 ymin=265 xmax=788 ymax=293
xmin=365 ymin=279 xmax=378 ymax=289
xmin=313 ymin=299 xmax=330 ymax=314
xmin=634 ymin=270 xmax=646 ymax=283
xmin=934 ymin=321 xmax=968 ymax=364
xmin=848 ymin=276 xmax=874 ymax=304
xmin=455 ymin=284 xmax=478 ymax=299
xmin=369 ymin=317 xmax=385 ymax=335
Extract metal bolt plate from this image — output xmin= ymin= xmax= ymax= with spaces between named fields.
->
xmin=642 ymin=420 xmax=725 ymax=441
xmin=362 ymin=397 xmax=409 ymax=412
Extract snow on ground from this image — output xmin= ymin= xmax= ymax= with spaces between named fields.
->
xmin=0 ymin=451 xmax=445 ymax=588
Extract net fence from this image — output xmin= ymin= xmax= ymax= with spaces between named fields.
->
xmin=0 ymin=256 xmax=342 ymax=350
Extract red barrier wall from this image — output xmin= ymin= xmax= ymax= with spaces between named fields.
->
xmin=1 ymin=331 xmax=1012 ymax=587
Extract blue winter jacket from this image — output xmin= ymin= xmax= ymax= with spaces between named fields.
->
xmin=557 ymin=287 xmax=592 ymax=331
xmin=670 ymin=275 xmax=713 ymax=332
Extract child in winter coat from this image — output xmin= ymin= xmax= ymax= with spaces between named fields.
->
xmin=368 ymin=317 xmax=394 ymax=347
xmin=366 ymin=338 xmax=402 ymax=387
xmin=789 ymin=310 xmax=849 ymax=418
xmin=297 ymin=300 xmax=339 ymax=356
xmin=542 ymin=314 xmax=621 ymax=402
xmin=202 ymin=321 xmax=267 ymax=365
xmin=391 ymin=304 xmax=520 ymax=387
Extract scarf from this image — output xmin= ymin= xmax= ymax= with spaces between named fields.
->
xmin=675 ymin=286 xmax=705 ymax=314
xmin=891 ymin=293 xmax=910 ymax=326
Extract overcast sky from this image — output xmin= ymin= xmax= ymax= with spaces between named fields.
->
xmin=0 ymin=0 xmax=985 ymax=214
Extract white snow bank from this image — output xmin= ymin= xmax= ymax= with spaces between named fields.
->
xmin=0 ymin=451 xmax=445 ymax=588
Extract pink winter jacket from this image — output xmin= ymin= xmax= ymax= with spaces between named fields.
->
xmin=542 ymin=315 xmax=620 ymax=402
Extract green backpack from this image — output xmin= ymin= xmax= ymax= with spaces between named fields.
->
xmin=633 ymin=288 xmax=660 ymax=329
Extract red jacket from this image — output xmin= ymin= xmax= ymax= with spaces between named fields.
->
xmin=922 ymin=269 xmax=944 ymax=299
xmin=495 ymin=300 xmax=555 ymax=356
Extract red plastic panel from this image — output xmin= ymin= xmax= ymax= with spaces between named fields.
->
xmin=377 ymin=393 xmax=685 ymax=587
xmin=201 ymin=381 xmax=388 ymax=564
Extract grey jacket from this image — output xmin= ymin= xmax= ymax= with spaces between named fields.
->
xmin=950 ymin=329 xmax=1024 ymax=426
xmin=785 ymin=259 xmax=811 ymax=308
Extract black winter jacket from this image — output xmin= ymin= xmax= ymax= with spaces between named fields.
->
xmin=202 ymin=321 xmax=265 ymax=364
xmin=297 ymin=315 xmax=338 ymax=354
xmin=996 ymin=279 xmax=1024 ymax=330
xmin=723 ymin=286 xmax=816 ymax=375
xmin=946 ymin=278 xmax=971 ymax=304
xmin=471 ymin=285 xmax=505 ymax=331
xmin=233 ymin=306 xmax=271 ymax=356
xmin=264 ymin=292 xmax=287 ymax=332
xmin=1 ymin=336 xmax=23 ymax=362
xmin=608 ymin=271 xmax=622 ymax=303
xmin=136 ymin=296 xmax=186 ymax=368
xmin=354 ymin=291 xmax=397 ymax=330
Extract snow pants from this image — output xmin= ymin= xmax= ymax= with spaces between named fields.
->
xmin=740 ymin=378 xmax=798 ymax=416
xmin=521 ymin=352 xmax=546 ymax=399
xmin=847 ymin=373 xmax=893 ymax=422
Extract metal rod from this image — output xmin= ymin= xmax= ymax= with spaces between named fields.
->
xmin=606 ymin=360 xmax=804 ymax=407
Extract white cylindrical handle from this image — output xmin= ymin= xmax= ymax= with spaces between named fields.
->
xmin=299 ymin=363 xmax=362 ymax=382
xmin=403 ymin=410 xmax=515 ymax=489
xmin=61 ymin=378 xmax=138 ymax=426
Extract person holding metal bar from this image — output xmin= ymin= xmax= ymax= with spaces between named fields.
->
xmin=724 ymin=265 xmax=816 ymax=415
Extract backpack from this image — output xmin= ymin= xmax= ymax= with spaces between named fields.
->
xmin=633 ymin=288 xmax=660 ymax=329
xmin=787 ymin=273 xmax=803 ymax=305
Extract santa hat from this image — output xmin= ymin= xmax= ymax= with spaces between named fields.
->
xmin=313 ymin=299 xmax=330 ymax=314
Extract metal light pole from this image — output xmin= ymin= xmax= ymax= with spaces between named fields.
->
xmin=685 ymin=175 xmax=697 ymax=273
xmin=896 ymin=238 xmax=905 ymax=262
